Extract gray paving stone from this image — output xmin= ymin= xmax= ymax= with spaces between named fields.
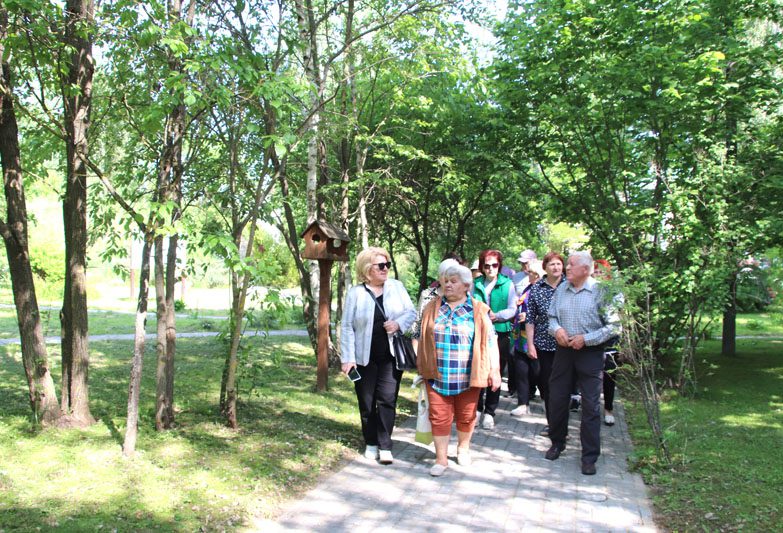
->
xmin=254 ymin=394 xmax=658 ymax=532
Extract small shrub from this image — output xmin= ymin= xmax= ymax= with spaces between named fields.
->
xmin=174 ymin=299 xmax=186 ymax=312
xmin=745 ymin=319 xmax=763 ymax=331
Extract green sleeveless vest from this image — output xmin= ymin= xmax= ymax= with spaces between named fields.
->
xmin=473 ymin=274 xmax=512 ymax=333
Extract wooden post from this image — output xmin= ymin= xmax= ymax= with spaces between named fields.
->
xmin=317 ymin=259 xmax=333 ymax=391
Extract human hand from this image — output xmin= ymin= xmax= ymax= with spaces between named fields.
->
xmin=527 ymin=345 xmax=538 ymax=360
xmin=342 ymin=363 xmax=356 ymax=375
xmin=488 ymin=368 xmax=502 ymax=391
xmin=568 ymin=334 xmax=585 ymax=350
xmin=555 ymin=328 xmax=570 ymax=347
xmin=488 ymin=311 xmax=497 ymax=322
xmin=384 ymin=320 xmax=400 ymax=333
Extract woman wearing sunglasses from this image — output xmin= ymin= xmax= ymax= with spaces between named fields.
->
xmin=472 ymin=249 xmax=518 ymax=429
xmin=341 ymin=247 xmax=416 ymax=465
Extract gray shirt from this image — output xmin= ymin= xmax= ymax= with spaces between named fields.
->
xmin=547 ymin=277 xmax=620 ymax=347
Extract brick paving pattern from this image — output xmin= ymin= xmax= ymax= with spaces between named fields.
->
xmin=254 ymin=392 xmax=658 ymax=532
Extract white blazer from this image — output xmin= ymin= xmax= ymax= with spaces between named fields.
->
xmin=340 ymin=279 xmax=416 ymax=366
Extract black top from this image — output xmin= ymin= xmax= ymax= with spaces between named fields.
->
xmin=370 ymin=294 xmax=392 ymax=358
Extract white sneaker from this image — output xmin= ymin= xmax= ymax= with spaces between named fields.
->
xmin=456 ymin=448 xmax=472 ymax=466
xmin=475 ymin=410 xmax=482 ymax=425
xmin=481 ymin=414 xmax=495 ymax=429
xmin=430 ymin=463 xmax=447 ymax=477
xmin=364 ymin=445 xmax=379 ymax=460
xmin=510 ymin=405 xmax=530 ymax=417
xmin=378 ymin=449 xmax=394 ymax=464
xmin=604 ymin=413 xmax=615 ymax=426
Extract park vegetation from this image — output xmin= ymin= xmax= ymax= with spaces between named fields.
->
xmin=0 ymin=0 xmax=782 ymax=528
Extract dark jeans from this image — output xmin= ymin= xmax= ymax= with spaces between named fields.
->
xmin=354 ymin=344 xmax=403 ymax=451
xmin=477 ymin=331 xmax=511 ymax=417
xmin=603 ymin=350 xmax=618 ymax=411
xmin=513 ymin=349 xmax=539 ymax=406
xmin=536 ymin=348 xmax=555 ymax=423
xmin=549 ymin=345 xmax=604 ymax=464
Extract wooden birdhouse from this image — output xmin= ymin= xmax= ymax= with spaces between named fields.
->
xmin=300 ymin=220 xmax=350 ymax=262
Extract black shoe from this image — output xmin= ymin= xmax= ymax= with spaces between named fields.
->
xmin=545 ymin=444 xmax=565 ymax=461
xmin=539 ymin=425 xmax=550 ymax=437
xmin=569 ymin=397 xmax=581 ymax=412
xmin=581 ymin=462 xmax=597 ymax=475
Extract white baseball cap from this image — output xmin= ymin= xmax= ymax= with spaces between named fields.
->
xmin=517 ymin=249 xmax=537 ymax=263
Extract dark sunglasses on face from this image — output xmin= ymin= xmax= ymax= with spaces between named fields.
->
xmin=374 ymin=262 xmax=392 ymax=271
xmin=484 ymin=263 xmax=499 ymax=269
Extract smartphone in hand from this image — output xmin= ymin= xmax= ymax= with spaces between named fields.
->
xmin=347 ymin=367 xmax=361 ymax=382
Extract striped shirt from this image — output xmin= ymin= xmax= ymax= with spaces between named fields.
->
xmin=430 ymin=298 xmax=475 ymax=396
xmin=547 ymin=277 xmax=620 ymax=347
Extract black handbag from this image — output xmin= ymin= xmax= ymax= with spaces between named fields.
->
xmin=363 ymin=285 xmax=417 ymax=371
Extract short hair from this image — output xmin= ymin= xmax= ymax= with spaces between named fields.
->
xmin=542 ymin=252 xmax=565 ymax=269
xmin=355 ymin=246 xmax=390 ymax=283
xmin=527 ymin=259 xmax=545 ymax=278
xmin=438 ymin=258 xmax=460 ymax=278
xmin=594 ymin=259 xmax=611 ymax=271
xmin=478 ymin=249 xmax=503 ymax=271
xmin=568 ymin=251 xmax=594 ymax=273
xmin=442 ymin=264 xmax=473 ymax=285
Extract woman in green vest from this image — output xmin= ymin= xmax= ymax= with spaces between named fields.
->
xmin=473 ymin=249 xmax=518 ymax=429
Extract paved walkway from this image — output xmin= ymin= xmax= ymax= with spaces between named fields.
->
xmin=253 ymin=393 xmax=657 ymax=532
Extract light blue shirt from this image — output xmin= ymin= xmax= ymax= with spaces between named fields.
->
xmin=547 ymin=277 xmax=620 ymax=347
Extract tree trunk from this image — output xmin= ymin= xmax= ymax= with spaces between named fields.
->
xmin=0 ymin=12 xmax=61 ymax=424
xmin=60 ymin=0 xmax=95 ymax=426
xmin=123 ymin=234 xmax=152 ymax=456
xmin=722 ymin=272 xmax=737 ymax=356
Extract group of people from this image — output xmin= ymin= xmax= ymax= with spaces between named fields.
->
xmin=340 ymin=246 xmax=620 ymax=477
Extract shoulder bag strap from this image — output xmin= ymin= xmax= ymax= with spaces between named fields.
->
xmin=363 ymin=284 xmax=388 ymax=320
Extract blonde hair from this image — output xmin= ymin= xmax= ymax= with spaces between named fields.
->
xmin=355 ymin=246 xmax=390 ymax=283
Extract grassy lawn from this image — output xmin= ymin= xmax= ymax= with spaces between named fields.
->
xmin=624 ymin=337 xmax=783 ymax=531
xmin=0 ymin=336 xmax=418 ymax=531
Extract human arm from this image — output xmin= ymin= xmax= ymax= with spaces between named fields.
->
xmin=582 ymin=289 xmax=623 ymax=346
xmin=340 ymin=287 xmax=358 ymax=371
xmin=492 ymin=283 xmax=518 ymax=322
xmin=385 ymin=280 xmax=417 ymax=334
xmin=525 ymin=322 xmax=538 ymax=358
xmin=481 ymin=311 xmax=502 ymax=390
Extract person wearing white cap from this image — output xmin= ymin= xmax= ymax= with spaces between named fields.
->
xmin=512 ymin=249 xmax=538 ymax=296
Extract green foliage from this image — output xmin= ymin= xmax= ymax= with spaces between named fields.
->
xmin=736 ymin=265 xmax=773 ymax=312
xmin=625 ymin=338 xmax=783 ymax=531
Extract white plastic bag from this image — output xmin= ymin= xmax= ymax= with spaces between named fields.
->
xmin=413 ymin=375 xmax=433 ymax=445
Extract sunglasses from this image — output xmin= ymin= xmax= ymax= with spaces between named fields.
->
xmin=484 ymin=263 xmax=499 ymax=269
xmin=373 ymin=262 xmax=392 ymax=271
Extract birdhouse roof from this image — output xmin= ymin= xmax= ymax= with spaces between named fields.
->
xmin=300 ymin=220 xmax=351 ymax=242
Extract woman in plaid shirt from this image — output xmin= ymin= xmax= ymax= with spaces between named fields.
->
xmin=417 ymin=262 xmax=501 ymax=477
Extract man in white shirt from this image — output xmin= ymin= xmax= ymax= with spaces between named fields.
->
xmin=511 ymin=249 xmax=537 ymax=295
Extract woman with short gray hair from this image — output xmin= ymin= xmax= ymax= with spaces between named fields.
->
xmin=417 ymin=261 xmax=501 ymax=476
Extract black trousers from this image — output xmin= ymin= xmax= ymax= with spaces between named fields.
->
xmin=603 ymin=351 xmax=618 ymax=411
xmin=549 ymin=345 xmax=604 ymax=464
xmin=477 ymin=331 xmax=511 ymax=417
xmin=354 ymin=343 xmax=403 ymax=451
xmin=512 ymin=349 xmax=539 ymax=406
xmin=536 ymin=349 xmax=556 ymax=423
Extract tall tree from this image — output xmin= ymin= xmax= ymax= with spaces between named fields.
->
xmin=0 ymin=6 xmax=61 ymax=425
xmin=59 ymin=0 xmax=95 ymax=425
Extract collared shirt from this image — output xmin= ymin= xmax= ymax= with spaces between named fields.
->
xmin=547 ymin=277 xmax=620 ymax=347
xmin=430 ymin=297 xmax=475 ymax=396
xmin=525 ymin=276 xmax=564 ymax=351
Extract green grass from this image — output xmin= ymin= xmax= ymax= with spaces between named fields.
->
xmin=624 ymin=338 xmax=783 ymax=531
xmin=735 ymin=310 xmax=783 ymax=336
xmin=0 ymin=336 xmax=418 ymax=531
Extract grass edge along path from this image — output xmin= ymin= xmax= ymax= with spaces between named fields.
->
xmin=624 ymin=337 xmax=783 ymax=532
xmin=0 ymin=335 xmax=418 ymax=532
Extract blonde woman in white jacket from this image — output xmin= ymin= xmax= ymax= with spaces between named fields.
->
xmin=341 ymin=246 xmax=416 ymax=465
